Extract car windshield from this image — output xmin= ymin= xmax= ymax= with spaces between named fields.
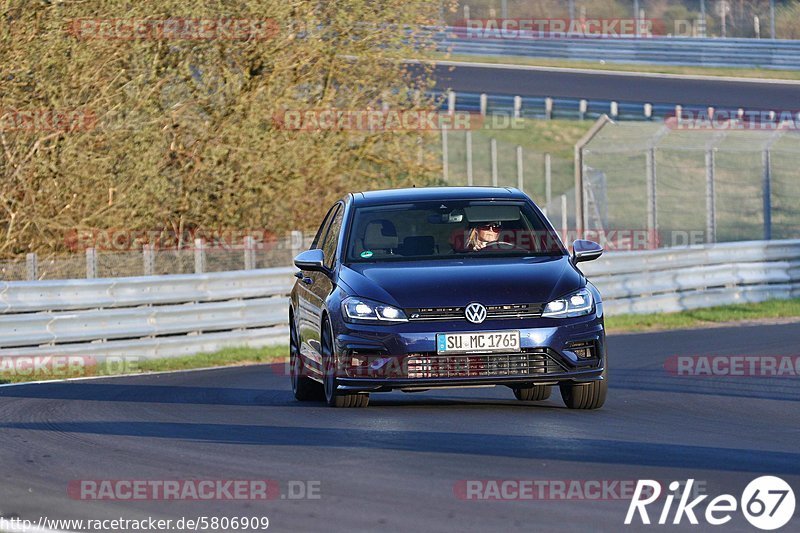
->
xmin=345 ymin=200 xmax=565 ymax=262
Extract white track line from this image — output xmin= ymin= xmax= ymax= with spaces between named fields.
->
xmin=409 ymin=57 xmax=800 ymax=86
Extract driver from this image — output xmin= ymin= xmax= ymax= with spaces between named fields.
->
xmin=465 ymin=221 xmax=502 ymax=251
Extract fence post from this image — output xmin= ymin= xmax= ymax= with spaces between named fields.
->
xmin=545 ymin=97 xmax=553 ymax=120
xmin=290 ymin=230 xmax=304 ymax=259
xmin=763 ymin=148 xmax=772 ymax=240
xmin=516 ymin=145 xmax=524 ymax=192
xmin=561 ymin=194 xmax=568 ymax=244
xmin=545 ymin=153 xmax=552 ymax=206
xmin=194 ymin=238 xmax=206 ymax=274
xmin=244 ymin=235 xmax=256 ymax=270
xmin=85 ymin=247 xmax=97 ymax=279
xmin=466 ymin=130 xmax=473 ymax=186
xmin=26 ymin=252 xmax=37 ymax=281
xmin=143 ymin=244 xmax=155 ymax=276
xmin=479 ymin=93 xmax=487 ymax=116
xmin=646 ymin=147 xmax=658 ymax=249
xmin=705 ymin=149 xmax=716 ymax=244
xmin=441 ymin=126 xmax=449 ymax=182
xmin=490 ymin=138 xmax=498 ymax=187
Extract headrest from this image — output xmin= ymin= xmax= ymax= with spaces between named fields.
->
xmin=401 ymin=236 xmax=435 ymax=256
xmin=363 ymin=220 xmax=398 ymax=250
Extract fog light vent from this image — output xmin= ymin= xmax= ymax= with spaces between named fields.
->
xmin=566 ymin=341 xmax=596 ymax=359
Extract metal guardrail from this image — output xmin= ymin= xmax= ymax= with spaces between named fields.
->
xmin=0 ymin=240 xmax=796 ymax=360
xmin=437 ymin=28 xmax=800 ymax=70
xmin=0 ymin=268 xmax=294 ymax=359
xmin=581 ymin=240 xmax=800 ymax=314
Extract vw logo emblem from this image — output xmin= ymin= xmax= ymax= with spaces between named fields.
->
xmin=465 ymin=302 xmax=487 ymax=324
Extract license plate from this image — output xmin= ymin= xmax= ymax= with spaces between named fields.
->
xmin=436 ymin=331 xmax=521 ymax=354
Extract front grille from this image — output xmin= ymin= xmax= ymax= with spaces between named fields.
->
xmin=405 ymin=349 xmax=564 ymax=379
xmin=407 ymin=303 xmax=544 ymax=321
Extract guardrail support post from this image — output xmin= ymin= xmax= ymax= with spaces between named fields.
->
xmin=26 ymin=253 xmax=37 ymax=281
xmin=516 ymin=145 xmax=524 ymax=192
xmin=479 ymin=93 xmax=487 ymax=116
xmin=644 ymin=103 xmax=652 ymax=120
xmin=545 ymin=153 xmax=552 ymax=206
xmin=490 ymin=138 xmax=498 ymax=187
xmin=447 ymin=90 xmax=456 ymax=115
xmin=763 ymin=149 xmax=772 ymax=240
xmin=705 ymin=149 xmax=716 ymax=244
xmin=244 ymin=236 xmax=256 ymax=270
xmin=290 ymin=230 xmax=304 ymax=259
xmin=545 ymin=97 xmax=553 ymax=120
xmin=466 ymin=130 xmax=473 ymax=186
xmin=579 ymin=99 xmax=587 ymax=121
xmin=143 ymin=244 xmax=155 ymax=276
xmin=441 ymin=126 xmax=449 ymax=182
xmin=513 ymin=96 xmax=522 ymax=119
xmin=194 ymin=238 xmax=206 ymax=274
xmin=85 ymin=248 xmax=97 ymax=279
xmin=646 ymin=147 xmax=658 ymax=249
xmin=610 ymin=101 xmax=618 ymax=119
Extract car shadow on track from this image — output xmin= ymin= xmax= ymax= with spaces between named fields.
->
xmin=1 ymin=419 xmax=799 ymax=476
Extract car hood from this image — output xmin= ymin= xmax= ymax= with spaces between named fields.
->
xmin=338 ymin=256 xmax=583 ymax=308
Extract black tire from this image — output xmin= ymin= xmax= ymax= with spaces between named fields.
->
xmin=512 ymin=385 xmax=552 ymax=401
xmin=559 ymin=363 xmax=607 ymax=410
xmin=321 ymin=317 xmax=369 ymax=408
xmin=290 ymin=314 xmax=323 ymax=401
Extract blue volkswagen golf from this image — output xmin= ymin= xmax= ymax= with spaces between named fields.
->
xmin=289 ymin=187 xmax=607 ymax=408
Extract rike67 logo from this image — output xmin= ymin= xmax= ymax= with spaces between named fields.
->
xmin=626 ymin=477 xmax=795 ymax=530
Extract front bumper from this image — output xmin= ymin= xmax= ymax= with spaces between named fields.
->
xmin=331 ymin=312 xmax=606 ymax=392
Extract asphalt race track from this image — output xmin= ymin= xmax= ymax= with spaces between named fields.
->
xmin=0 ymin=322 xmax=798 ymax=532
xmin=432 ymin=62 xmax=800 ymax=111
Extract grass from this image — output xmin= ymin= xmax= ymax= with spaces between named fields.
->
xmin=2 ymin=299 xmax=799 ymax=385
xmin=0 ymin=345 xmax=287 ymax=385
xmin=605 ymin=298 xmax=800 ymax=333
xmin=437 ymin=53 xmax=800 ymax=82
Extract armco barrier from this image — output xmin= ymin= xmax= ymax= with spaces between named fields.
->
xmin=0 ymin=240 xmax=797 ymax=360
xmin=436 ymin=28 xmax=800 ymax=70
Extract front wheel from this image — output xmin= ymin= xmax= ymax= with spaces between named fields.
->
xmin=512 ymin=385 xmax=552 ymax=401
xmin=322 ymin=317 xmax=370 ymax=408
xmin=559 ymin=364 xmax=607 ymax=410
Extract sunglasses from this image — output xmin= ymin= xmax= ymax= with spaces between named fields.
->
xmin=478 ymin=223 xmax=501 ymax=231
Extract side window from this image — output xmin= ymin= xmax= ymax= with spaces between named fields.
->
xmin=311 ymin=204 xmax=338 ymax=250
xmin=321 ymin=205 xmax=344 ymax=269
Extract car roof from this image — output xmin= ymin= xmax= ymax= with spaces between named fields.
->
xmin=351 ymin=187 xmax=527 ymax=206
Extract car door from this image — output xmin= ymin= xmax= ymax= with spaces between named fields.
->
xmin=297 ymin=203 xmax=343 ymax=371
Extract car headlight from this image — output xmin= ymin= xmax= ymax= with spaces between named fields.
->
xmin=541 ymin=288 xmax=594 ymax=318
xmin=342 ymin=296 xmax=408 ymax=323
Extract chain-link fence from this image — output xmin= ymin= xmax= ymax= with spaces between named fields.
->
xmin=0 ymin=233 xmax=309 ymax=281
xmin=581 ymin=121 xmax=800 ymax=248
xmin=447 ymin=1 xmax=789 ymax=39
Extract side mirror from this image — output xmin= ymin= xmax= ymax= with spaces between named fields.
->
xmin=572 ymin=239 xmax=603 ymax=263
xmin=294 ymin=249 xmax=326 ymax=272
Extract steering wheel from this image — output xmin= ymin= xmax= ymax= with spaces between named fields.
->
xmin=480 ymin=241 xmax=527 ymax=252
